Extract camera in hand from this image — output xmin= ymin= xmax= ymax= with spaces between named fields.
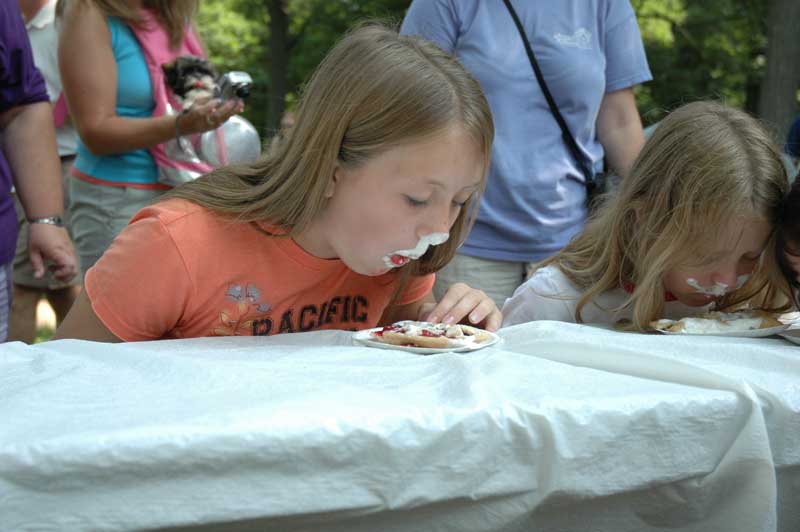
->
xmin=218 ymin=71 xmax=253 ymax=101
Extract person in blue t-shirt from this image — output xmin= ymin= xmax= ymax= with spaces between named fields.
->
xmin=401 ymin=0 xmax=652 ymax=307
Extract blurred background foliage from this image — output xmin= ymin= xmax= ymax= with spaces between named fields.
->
xmin=198 ymin=0 xmax=800 ymax=145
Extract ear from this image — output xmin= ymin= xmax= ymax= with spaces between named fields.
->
xmin=326 ymin=165 xmax=343 ymax=199
xmin=204 ymin=59 xmax=219 ymax=78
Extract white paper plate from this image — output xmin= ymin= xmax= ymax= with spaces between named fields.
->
xmin=352 ymin=327 xmax=500 ymax=355
xmin=655 ymin=324 xmax=789 ymax=338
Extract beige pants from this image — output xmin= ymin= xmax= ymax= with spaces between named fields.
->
xmin=433 ymin=253 xmax=535 ymax=309
xmin=69 ymin=176 xmax=166 ymax=279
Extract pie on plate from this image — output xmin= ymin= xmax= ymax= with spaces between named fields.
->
xmin=650 ymin=310 xmax=788 ymax=337
xmin=353 ymin=320 xmax=499 ymax=353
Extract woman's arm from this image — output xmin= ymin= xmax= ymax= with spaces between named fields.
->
xmin=54 ymin=290 xmax=122 ymax=342
xmin=58 ymin=1 xmax=240 ymax=156
xmin=596 ymin=87 xmax=646 ymax=180
xmin=1 ymin=102 xmax=78 ymax=281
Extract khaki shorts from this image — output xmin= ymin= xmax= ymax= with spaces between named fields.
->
xmin=13 ymin=156 xmax=80 ymax=289
xmin=432 ymin=253 xmax=535 ymax=310
xmin=69 ymin=176 xmax=166 ymax=280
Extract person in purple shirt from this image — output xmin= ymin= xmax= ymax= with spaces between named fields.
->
xmin=402 ymin=0 xmax=651 ymax=307
xmin=0 ymin=2 xmax=78 ymax=342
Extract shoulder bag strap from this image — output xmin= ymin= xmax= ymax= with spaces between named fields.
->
xmin=500 ymin=0 xmax=596 ymax=195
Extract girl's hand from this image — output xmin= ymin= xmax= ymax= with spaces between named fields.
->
xmin=177 ymin=97 xmax=244 ymax=135
xmin=419 ymin=282 xmax=501 ymax=332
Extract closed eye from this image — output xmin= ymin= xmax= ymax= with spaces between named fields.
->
xmin=453 ymin=193 xmax=474 ymax=209
xmin=405 ymin=196 xmax=428 ymax=208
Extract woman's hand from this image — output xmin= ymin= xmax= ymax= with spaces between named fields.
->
xmin=419 ymin=282 xmax=501 ymax=331
xmin=177 ymin=97 xmax=244 ymax=136
xmin=27 ymin=224 xmax=78 ymax=282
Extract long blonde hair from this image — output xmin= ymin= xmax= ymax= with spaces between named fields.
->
xmin=540 ymin=100 xmax=791 ymax=330
xmin=57 ymin=0 xmax=198 ymax=48
xmin=168 ymin=22 xmax=494 ymax=277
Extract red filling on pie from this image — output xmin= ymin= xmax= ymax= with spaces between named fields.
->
xmin=374 ymin=325 xmax=403 ymax=336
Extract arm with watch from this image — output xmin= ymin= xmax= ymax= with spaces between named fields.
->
xmin=0 ymin=101 xmax=78 ymax=282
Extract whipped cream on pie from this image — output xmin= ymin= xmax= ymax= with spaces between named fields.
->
xmin=370 ymin=320 xmax=491 ymax=348
xmin=651 ymin=310 xmax=782 ymax=334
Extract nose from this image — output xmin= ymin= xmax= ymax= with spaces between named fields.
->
xmin=418 ymin=204 xmax=453 ymax=238
xmin=710 ymin=266 xmax=738 ymax=289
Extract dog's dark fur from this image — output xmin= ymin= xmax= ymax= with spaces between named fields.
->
xmin=162 ymin=55 xmax=218 ymax=108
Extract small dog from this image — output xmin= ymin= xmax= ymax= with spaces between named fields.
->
xmin=162 ymin=55 xmax=218 ymax=110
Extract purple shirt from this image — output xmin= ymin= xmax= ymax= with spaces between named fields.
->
xmin=0 ymin=3 xmax=50 ymax=265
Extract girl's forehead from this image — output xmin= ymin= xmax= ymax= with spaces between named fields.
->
xmin=362 ymin=130 xmax=484 ymax=186
xmin=702 ymin=217 xmax=770 ymax=252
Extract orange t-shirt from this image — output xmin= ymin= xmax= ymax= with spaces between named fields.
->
xmin=85 ymin=199 xmax=434 ymax=341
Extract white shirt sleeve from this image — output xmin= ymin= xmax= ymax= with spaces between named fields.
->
xmin=501 ymin=266 xmax=580 ymax=327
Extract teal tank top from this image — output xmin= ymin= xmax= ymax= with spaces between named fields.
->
xmin=74 ymin=17 xmax=159 ymax=185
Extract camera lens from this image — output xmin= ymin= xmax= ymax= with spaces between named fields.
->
xmin=234 ymin=85 xmax=251 ymax=98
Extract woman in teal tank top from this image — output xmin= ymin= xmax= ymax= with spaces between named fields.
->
xmin=58 ymin=0 xmax=242 ymax=278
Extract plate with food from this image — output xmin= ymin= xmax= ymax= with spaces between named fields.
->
xmin=353 ymin=320 xmax=500 ymax=354
xmin=650 ymin=310 xmax=789 ymax=338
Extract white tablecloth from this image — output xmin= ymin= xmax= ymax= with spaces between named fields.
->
xmin=1 ymin=322 xmax=798 ymax=532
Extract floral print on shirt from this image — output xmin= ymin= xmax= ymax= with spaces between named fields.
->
xmin=212 ymin=283 xmax=272 ymax=336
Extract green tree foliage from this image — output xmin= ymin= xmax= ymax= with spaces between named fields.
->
xmin=633 ymin=0 xmax=769 ymax=124
xmin=197 ymin=0 xmax=268 ymax=133
xmin=198 ymin=0 xmax=408 ymax=138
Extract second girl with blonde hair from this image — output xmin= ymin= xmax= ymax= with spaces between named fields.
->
xmin=503 ymin=100 xmax=792 ymax=331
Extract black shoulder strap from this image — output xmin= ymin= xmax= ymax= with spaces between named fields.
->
xmin=500 ymin=0 xmax=595 ymax=193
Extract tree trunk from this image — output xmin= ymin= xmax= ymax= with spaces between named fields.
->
xmin=757 ymin=0 xmax=800 ymax=143
xmin=267 ymin=0 xmax=289 ymax=136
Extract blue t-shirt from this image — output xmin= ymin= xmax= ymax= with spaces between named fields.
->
xmin=401 ymin=0 xmax=652 ymax=261
xmin=0 ymin=4 xmax=50 ymax=264
xmin=74 ymin=17 xmax=158 ymax=185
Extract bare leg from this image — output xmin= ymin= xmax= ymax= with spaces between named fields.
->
xmin=46 ymin=285 xmax=82 ymax=325
xmin=8 ymin=284 xmax=41 ymax=344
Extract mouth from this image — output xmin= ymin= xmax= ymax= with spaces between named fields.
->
xmin=384 ymin=254 xmax=412 ymax=268
xmin=381 ymin=233 xmax=450 ymax=270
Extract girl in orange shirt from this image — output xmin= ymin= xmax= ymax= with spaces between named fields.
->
xmin=56 ymin=23 xmax=500 ymax=341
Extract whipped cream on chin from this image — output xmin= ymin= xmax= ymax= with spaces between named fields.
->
xmin=382 ymin=232 xmax=449 ymax=269
xmin=686 ymin=274 xmax=749 ymax=296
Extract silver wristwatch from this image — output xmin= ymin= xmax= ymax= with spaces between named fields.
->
xmin=28 ymin=215 xmax=65 ymax=227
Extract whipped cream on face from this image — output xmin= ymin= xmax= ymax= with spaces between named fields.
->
xmin=687 ymin=274 xmax=750 ymax=297
xmin=382 ymin=232 xmax=449 ymax=269
xmin=687 ymin=278 xmax=728 ymax=296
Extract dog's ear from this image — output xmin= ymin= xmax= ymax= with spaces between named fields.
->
xmin=203 ymin=59 xmax=219 ymax=80
xmin=162 ymin=60 xmax=179 ymax=89
xmin=182 ymin=56 xmax=219 ymax=79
